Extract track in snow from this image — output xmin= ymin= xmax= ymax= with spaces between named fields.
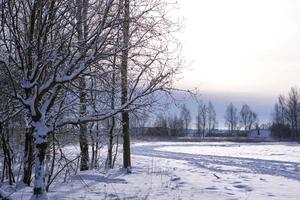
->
xmin=132 ymin=143 xmax=300 ymax=181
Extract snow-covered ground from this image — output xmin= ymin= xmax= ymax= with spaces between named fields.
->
xmin=4 ymin=141 xmax=300 ymax=199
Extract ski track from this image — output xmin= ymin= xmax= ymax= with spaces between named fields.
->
xmin=132 ymin=143 xmax=300 ymax=181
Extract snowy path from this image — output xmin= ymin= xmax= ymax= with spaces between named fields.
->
xmin=132 ymin=142 xmax=300 ymax=181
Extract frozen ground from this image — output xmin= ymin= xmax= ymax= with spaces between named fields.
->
xmin=4 ymin=141 xmax=300 ymax=199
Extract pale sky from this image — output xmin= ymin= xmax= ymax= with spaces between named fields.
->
xmin=173 ymin=0 xmax=300 ymax=125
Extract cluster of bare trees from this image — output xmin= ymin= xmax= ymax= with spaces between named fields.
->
xmin=0 ymin=0 xmax=180 ymax=199
xmin=224 ymin=103 xmax=258 ymax=134
xmin=153 ymin=105 xmax=188 ymax=137
xmin=153 ymin=101 xmax=218 ymax=137
xmin=272 ymin=87 xmax=300 ymax=138
xmin=196 ymin=101 xmax=217 ymax=137
xmin=153 ymin=101 xmax=262 ymax=137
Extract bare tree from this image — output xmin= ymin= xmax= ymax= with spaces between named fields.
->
xmin=272 ymin=87 xmax=300 ymax=138
xmin=154 ymin=113 xmax=168 ymax=128
xmin=272 ymin=94 xmax=291 ymax=138
xmin=0 ymin=77 xmax=21 ymax=185
xmin=0 ymin=65 xmax=33 ymax=186
xmin=207 ymin=101 xmax=217 ymax=134
xmin=273 ymin=103 xmax=284 ymax=125
xmin=118 ymin=0 xmax=182 ymax=170
xmin=76 ymin=0 xmax=90 ymax=172
xmin=286 ymin=87 xmax=300 ymax=137
xmin=0 ymin=0 xmax=182 ymax=198
xmin=180 ymin=104 xmax=191 ymax=136
xmin=0 ymin=0 xmax=119 ymax=198
xmin=106 ymin=55 xmax=118 ymax=169
xmin=239 ymin=104 xmax=258 ymax=131
xmin=168 ymin=114 xmax=184 ymax=136
xmin=196 ymin=102 xmax=207 ymax=137
xmin=120 ymin=0 xmax=131 ymax=172
xmin=225 ymin=103 xmax=239 ymax=134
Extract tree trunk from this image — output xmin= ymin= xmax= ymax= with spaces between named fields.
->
xmin=112 ymin=134 xmax=119 ymax=168
xmin=0 ymin=123 xmax=5 ymax=183
xmin=90 ymin=128 xmax=95 ymax=169
xmin=79 ymin=77 xmax=89 ymax=171
xmin=94 ymin=122 xmax=100 ymax=168
xmin=23 ymin=127 xmax=34 ymax=186
xmin=106 ymin=46 xmax=117 ymax=169
xmin=46 ymin=131 xmax=56 ymax=192
xmin=77 ymin=0 xmax=90 ymax=171
xmin=0 ymin=123 xmax=15 ymax=185
xmin=106 ymin=118 xmax=115 ymax=169
xmin=5 ymin=126 xmax=15 ymax=185
xmin=79 ymin=119 xmax=89 ymax=171
xmin=121 ymin=0 xmax=131 ymax=171
xmin=31 ymin=124 xmax=48 ymax=200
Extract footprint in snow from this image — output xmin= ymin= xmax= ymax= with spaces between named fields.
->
xmin=205 ymin=186 xmax=218 ymax=190
xmin=233 ymin=184 xmax=253 ymax=192
xmin=226 ymin=192 xmax=235 ymax=196
xmin=170 ymin=176 xmax=181 ymax=181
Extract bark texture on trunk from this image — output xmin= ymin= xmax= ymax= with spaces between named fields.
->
xmin=79 ymin=78 xmax=89 ymax=171
xmin=31 ymin=121 xmax=48 ymax=200
xmin=79 ymin=124 xmax=89 ymax=171
xmin=106 ymin=117 xmax=115 ymax=169
xmin=121 ymin=0 xmax=131 ymax=171
xmin=0 ymin=123 xmax=15 ymax=185
xmin=23 ymin=127 xmax=34 ymax=186
xmin=106 ymin=47 xmax=117 ymax=169
xmin=76 ymin=0 xmax=90 ymax=171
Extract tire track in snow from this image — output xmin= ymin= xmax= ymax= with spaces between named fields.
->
xmin=132 ymin=144 xmax=300 ymax=181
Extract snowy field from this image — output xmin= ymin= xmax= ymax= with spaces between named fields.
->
xmin=5 ymin=141 xmax=300 ymax=200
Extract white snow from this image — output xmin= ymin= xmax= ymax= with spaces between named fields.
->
xmin=5 ymin=141 xmax=300 ymax=199
xmin=155 ymin=142 xmax=300 ymax=163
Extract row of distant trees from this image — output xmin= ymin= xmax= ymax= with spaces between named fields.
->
xmin=154 ymin=101 xmax=259 ymax=136
xmin=195 ymin=101 xmax=217 ymax=136
xmin=154 ymin=101 xmax=217 ymax=137
xmin=153 ymin=87 xmax=300 ymax=139
xmin=271 ymin=87 xmax=300 ymax=138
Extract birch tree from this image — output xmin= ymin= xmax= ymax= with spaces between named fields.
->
xmin=120 ymin=0 xmax=131 ymax=171
xmin=0 ymin=0 xmax=119 ymax=198
xmin=118 ymin=0 xmax=181 ymax=169
xmin=0 ymin=0 xmax=181 ymax=197
xmin=76 ymin=0 xmax=90 ymax=171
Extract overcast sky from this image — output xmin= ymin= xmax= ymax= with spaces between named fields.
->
xmin=172 ymin=0 xmax=300 ymax=127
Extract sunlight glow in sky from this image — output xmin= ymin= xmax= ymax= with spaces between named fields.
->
xmin=176 ymin=0 xmax=300 ymax=97
xmin=168 ymin=0 xmax=300 ymax=125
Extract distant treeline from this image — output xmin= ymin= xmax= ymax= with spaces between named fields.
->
xmin=150 ymin=89 xmax=300 ymax=140
xmin=152 ymin=101 xmax=269 ymax=137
